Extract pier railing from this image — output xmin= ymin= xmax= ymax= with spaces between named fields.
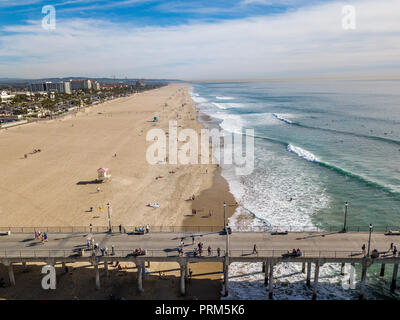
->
xmin=1 ymin=225 xmax=400 ymax=234
xmin=1 ymin=249 xmax=400 ymax=260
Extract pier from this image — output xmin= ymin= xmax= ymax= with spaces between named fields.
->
xmin=0 ymin=229 xmax=399 ymax=299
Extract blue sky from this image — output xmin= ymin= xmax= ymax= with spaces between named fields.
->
xmin=0 ymin=0 xmax=399 ymax=79
xmin=1 ymin=0 xmax=326 ymax=29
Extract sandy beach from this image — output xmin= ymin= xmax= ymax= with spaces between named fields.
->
xmin=0 ymin=83 xmax=235 ymax=228
xmin=0 ymin=83 xmax=237 ymax=299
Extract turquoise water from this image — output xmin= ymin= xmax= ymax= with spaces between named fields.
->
xmin=190 ymin=80 xmax=400 ymax=229
xmin=190 ymin=80 xmax=400 ymax=300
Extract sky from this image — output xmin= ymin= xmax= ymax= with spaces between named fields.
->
xmin=0 ymin=0 xmax=399 ymax=80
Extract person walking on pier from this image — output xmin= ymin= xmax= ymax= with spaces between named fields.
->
xmin=362 ymin=244 xmax=366 ymax=254
xmin=253 ymin=244 xmax=258 ymax=254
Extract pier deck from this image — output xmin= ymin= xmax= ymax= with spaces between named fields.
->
xmin=1 ymin=231 xmax=399 ymax=299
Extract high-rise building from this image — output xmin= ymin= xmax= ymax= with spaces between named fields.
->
xmin=29 ymin=81 xmax=71 ymax=94
xmin=70 ymin=79 xmax=92 ymax=91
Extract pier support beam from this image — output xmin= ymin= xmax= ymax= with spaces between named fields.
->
xmin=380 ymin=264 xmax=386 ymax=277
xmin=180 ymin=264 xmax=186 ymax=296
xmin=302 ymin=263 xmax=306 ymax=274
xmin=264 ymin=261 xmax=269 ymax=286
xmin=8 ymin=264 xmax=15 ymax=286
xmin=306 ymin=262 xmax=312 ymax=287
xmin=390 ymin=264 xmax=398 ymax=293
xmin=94 ymin=263 xmax=100 ymax=290
xmin=223 ymin=259 xmax=229 ymax=297
xmin=359 ymin=262 xmax=368 ymax=300
xmin=340 ymin=263 xmax=345 ymax=276
xmin=268 ymin=263 xmax=274 ymax=299
xmin=104 ymin=261 xmax=109 ymax=276
xmin=137 ymin=263 xmax=144 ymax=292
xmin=312 ymin=261 xmax=320 ymax=300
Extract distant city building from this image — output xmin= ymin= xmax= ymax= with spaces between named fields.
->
xmin=29 ymin=81 xmax=71 ymax=94
xmin=136 ymin=80 xmax=146 ymax=87
xmin=70 ymin=79 xmax=92 ymax=91
xmin=92 ymin=81 xmax=101 ymax=91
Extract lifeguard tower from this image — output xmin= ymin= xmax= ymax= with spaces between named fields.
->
xmin=97 ymin=168 xmax=111 ymax=182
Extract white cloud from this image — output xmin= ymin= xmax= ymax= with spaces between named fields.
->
xmin=1 ymin=0 xmax=400 ymax=79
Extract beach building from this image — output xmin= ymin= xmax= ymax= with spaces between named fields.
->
xmin=0 ymin=91 xmax=15 ymax=103
xmin=70 ymin=79 xmax=92 ymax=91
xmin=29 ymin=81 xmax=71 ymax=94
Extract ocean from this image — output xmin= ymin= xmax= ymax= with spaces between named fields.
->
xmin=189 ymin=80 xmax=400 ymax=300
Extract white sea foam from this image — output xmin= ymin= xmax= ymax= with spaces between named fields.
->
xmin=212 ymin=102 xmax=245 ymax=110
xmin=219 ymin=114 xmax=245 ymax=135
xmin=273 ymin=113 xmax=293 ymax=124
xmin=191 ymin=96 xmax=208 ymax=104
xmin=216 ymin=96 xmax=235 ymax=100
xmin=287 ymin=144 xmax=319 ymax=163
xmin=212 ymin=102 xmax=228 ymax=110
xmin=222 ymin=262 xmax=362 ymax=300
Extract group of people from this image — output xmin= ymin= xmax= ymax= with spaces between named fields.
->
xmin=34 ymin=231 xmax=48 ymax=244
xmin=86 ymin=237 xmax=115 ymax=256
xmin=283 ymin=248 xmax=302 ymax=257
xmin=133 ymin=248 xmax=146 ymax=256
xmin=135 ymin=224 xmax=150 ymax=234
xmin=178 ymin=237 xmax=222 ymax=257
xmin=388 ymin=243 xmax=399 ymax=256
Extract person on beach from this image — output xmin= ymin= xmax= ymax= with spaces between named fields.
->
xmin=389 ymin=243 xmax=394 ymax=252
xmin=253 ymin=244 xmax=258 ymax=254
xmin=146 ymin=224 xmax=150 ymax=233
xmin=191 ymin=235 xmax=195 ymax=244
xmin=217 ymin=247 xmax=221 ymax=257
xmin=208 ymin=246 xmax=212 ymax=256
xmin=394 ymin=245 xmax=398 ymax=256
xmin=209 ymin=210 xmax=212 ymax=217
xmin=362 ymin=244 xmax=366 ymax=254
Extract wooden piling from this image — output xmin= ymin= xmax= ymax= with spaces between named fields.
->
xmin=390 ymin=263 xmax=398 ymax=293
xmin=359 ymin=261 xmax=367 ymax=300
xmin=312 ymin=261 xmax=320 ymax=300
xmin=268 ymin=262 xmax=274 ymax=299
xmin=306 ymin=262 xmax=312 ymax=287
xmin=380 ymin=264 xmax=385 ymax=277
